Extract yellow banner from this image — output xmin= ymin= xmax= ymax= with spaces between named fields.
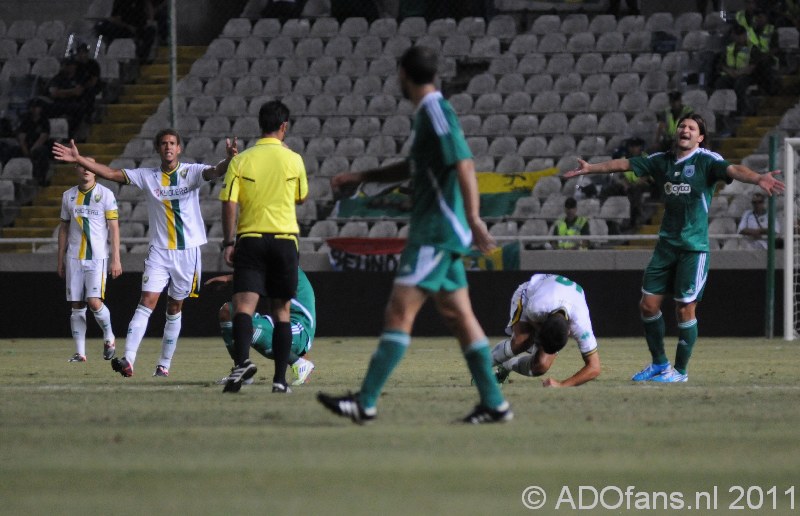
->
xmin=476 ymin=168 xmax=559 ymax=194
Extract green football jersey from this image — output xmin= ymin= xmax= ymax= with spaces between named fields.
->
xmin=630 ymin=149 xmax=731 ymax=251
xmin=406 ymin=91 xmax=474 ymax=254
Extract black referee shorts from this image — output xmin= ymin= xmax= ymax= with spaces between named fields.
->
xmin=232 ymin=234 xmax=298 ymax=300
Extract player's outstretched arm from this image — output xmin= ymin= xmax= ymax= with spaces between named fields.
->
xmin=203 ymin=137 xmax=238 ymax=181
xmin=204 ymin=275 xmax=233 ymax=287
xmin=543 ymin=352 xmax=601 ymax=388
xmin=52 ymin=140 xmax=126 ymax=183
xmin=726 ymin=165 xmax=785 ymax=197
xmin=562 ymin=157 xmax=631 ymax=179
xmin=107 ymin=219 xmax=122 ymax=279
xmin=330 ymin=160 xmax=411 ymax=193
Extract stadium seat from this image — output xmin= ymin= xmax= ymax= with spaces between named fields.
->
xmin=554 ymin=73 xmax=582 ymax=94
xmin=219 ymin=58 xmax=249 ymax=78
xmin=509 ymin=35 xmax=538 ymax=56
xmin=17 ymin=38 xmax=47 ymax=60
xmin=531 ymin=14 xmax=560 ymax=35
xmin=588 ymin=15 xmax=617 ymax=34
xmin=339 ymin=57 xmax=367 ymax=77
xmin=383 ymin=35 xmax=412 ymax=57
xmin=368 ymin=57 xmax=396 ymax=77
xmin=487 ymin=15 xmax=516 ymax=41
xmin=546 ymin=135 xmax=576 ymax=156
xmin=366 ymin=94 xmax=396 ymax=116
xmin=517 ymin=53 xmax=546 ymax=74
xmin=467 ymin=73 xmax=496 ymax=95
xmin=568 ymin=114 xmax=598 ymax=135
xmin=537 ymin=113 xmax=568 ymax=134
xmin=369 ymin=18 xmax=397 ymax=40
xmin=538 ymin=33 xmax=567 ymax=53
xmin=495 ymin=155 xmax=525 ymax=173
xmin=218 ymin=95 xmax=247 ymax=118
xmin=602 ymin=53 xmax=632 ymax=73
xmin=503 ymin=92 xmax=531 ymax=114
xmin=487 ymin=136 xmax=517 ymax=157
xmin=222 ymin=18 xmax=252 ymax=39
xmin=473 ymin=156 xmax=494 ymax=171
xmin=519 ymin=136 xmax=547 ymax=158
xmin=467 ymin=137 xmax=489 ymax=156
xmin=368 ymin=220 xmax=399 ymax=238
xmin=339 ymin=221 xmax=369 ymax=238
xmin=442 ymin=34 xmax=471 ymax=57
xmin=310 ymin=17 xmax=339 ymax=39
xmin=619 ymin=91 xmax=648 ymax=113
xmin=539 ymin=194 xmax=566 ymax=219
xmin=206 ymin=38 xmax=236 ymax=59
xmin=350 ymin=116 xmax=380 ymax=138
xmin=640 ymin=71 xmax=669 ymax=93
xmin=281 ymin=18 xmax=311 ymax=38
xmin=252 ymin=18 xmax=281 ymax=38
xmin=471 ymin=36 xmax=501 ymax=58
xmin=599 ymin=196 xmax=630 ymax=222
xmin=325 ymin=36 xmax=353 ymax=58
xmin=575 ymin=53 xmax=603 ymax=75
xmin=457 ymin=17 xmax=486 ymax=37
xmin=200 ymin=116 xmax=231 ymax=138
xmin=416 ymin=35 xmax=443 ymax=54
xmin=187 ymin=96 xmax=218 ymax=118
xmin=352 ymin=35 xmax=383 ymax=59
xmin=489 ymin=221 xmax=518 ymax=239
xmin=525 ymin=74 xmax=554 ymax=94
xmin=617 ymin=15 xmax=645 ymax=33
xmin=319 ymin=156 xmax=349 ymax=177
xmin=263 ymin=36 xmax=291 ymax=57
xmin=590 ymin=90 xmax=620 ymax=113
xmin=7 ymin=20 xmax=36 ymax=41
xmin=351 ymin=155 xmax=379 ymax=172
xmin=204 ymin=76 xmax=234 ymax=97
xmin=526 ymin=158 xmax=554 ymax=171
xmin=531 ymin=91 xmax=561 ymax=113
xmin=340 ymin=17 xmax=368 ymax=39
xmin=596 ymin=32 xmax=624 ymax=53
xmin=382 ymin=115 xmax=411 ymax=137
xmin=398 ymin=17 xmax=426 ymax=38
xmin=250 ymin=57 xmax=279 ymax=77
xmin=511 ymin=196 xmax=540 ymax=218
xmin=323 ymin=74 xmax=352 ymax=97
xmin=335 ymin=137 xmax=365 ymax=157
xmin=661 ymin=51 xmax=690 ymax=73
xmin=474 ymin=93 xmax=503 ymax=114
xmin=510 ymin=114 xmax=538 ymax=136
xmin=547 ymin=53 xmax=575 ymax=75
xmin=231 ymin=116 xmax=260 ymax=138
xmin=307 ymin=176 xmax=333 ymax=201
xmin=567 ymin=32 xmax=595 ymax=53
xmin=519 ymin=219 xmax=549 ymax=249
xmin=294 ymin=37 xmax=323 ymax=59
xmin=460 ymin=115 xmax=481 ymax=136
xmin=581 ymin=74 xmax=611 ymax=93
xmin=532 ymin=176 xmax=562 ymax=200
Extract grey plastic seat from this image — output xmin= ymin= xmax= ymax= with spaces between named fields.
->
xmin=295 ymin=76 xmax=324 ymax=96
xmin=487 ymin=136 xmax=517 ymax=157
xmin=292 ymin=117 xmax=322 ymax=137
xmin=416 ymin=35 xmax=443 ymax=54
xmin=590 ymin=90 xmax=619 ymax=113
xmin=340 ymin=17 xmax=368 ymax=39
xmin=338 ymin=95 xmax=367 ymax=116
xmin=536 ymin=113 xmax=568 ymax=134
xmin=382 ymin=115 xmax=411 ymax=137
xmin=222 ymin=18 xmax=251 ymax=38
xmin=489 ymin=221 xmax=518 ymax=239
xmin=495 ymin=155 xmax=525 ymax=173
xmin=481 ymin=114 xmax=510 ymax=136
xmin=567 ymin=32 xmax=595 ymax=53
xmin=471 ymin=36 xmax=501 ymax=58
xmin=509 ymin=114 xmax=538 ymax=135
xmin=509 ymin=34 xmax=538 ymax=56
xmin=323 ymin=74 xmax=352 ymax=97
xmin=319 ymin=156 xmax=350 ymax=177
xmin=383 ymin=35 xmax=412 ymax=57
xmin=204 ymin=76 xmax=234 ymax=97
xmin=294 ymin=37 xmax=324 ymax=59
xmin=486 ymin=15 xmax=516 ymax=41
xmin=366 ymin=135 xmax=396 ymax=157
xmin=640 ymin=71 xmax=669 ymax=93
xmin=588 ymin=14 xmax=617 ymax=34
xmin=524 ymin=74 xmax=554 ymax=94
xmin=597 ymin=112 xmax=628 ymax=135
xmin=234 ymin=76 xmax=262 ymax=97
xmin=466 ymin=73 xmax=496 ymax=95
xmin=449 ymin=92 xmax=473 ymax=114
xmin=619 ymin=91 xmax=648 ymax=113
xmin=310 ymin=17 xmax=339 ymax=39
xmin=339 ymin=221 xmax=370 ymax=238
xmin=184 ymin=137 xmax=214 ymax=160
xmin=531 ymin=91 xmax=561 ymax=113
xmin=308 ymin=220 xmax=339 ymax=239
xmin=617 ymin=15 xmax=645 ymax=33
xmin=517 ymin=53 xmax=546 ymax=74
xmin=473 ymin=156 xmax=494 ymax=171
xmin=561 ymin=13 xmax=589 ymax=34
xmin=661 ymin=51 xmax=689 ymax=73
xmin=351 ymin=155 xmax=380 ymax=172
xmin=546 ymin=135 xmax=576 ymax=156
xmin=335 ymin=137 xmax=365 ymax=157
xmin=610 ymin=73 xmax=640 ymax=94
xmin=568 ymin=114 xmax=597 ymax=135
xmin=368 ymin=220 xmax=399 ymax=238
xmin=279 ymin=57 xmax=308 ymax=78
xmin=467 ymin=137 xmax=488 ymax=156
xmin=538 ymin=33 xmax=567 ymax=53
xmin=369 ymin=18 xmax=397 ymax=40
xmin=460 ymin=115 xmax=482 ymax=136
xmin=368 ymin=57 xmax=396 ymax=77
xmin=307 ymin=94 xmax=337 ymax=116
xmin=596 ymin=32 xmax=624 ymax=53
xmin=306 ymin=137 xmax=336 ymax=157
xmin=250 ymin=57 xmax=279 ymax=77
xmin=308 ymin=56 xmax=338 ymax=76
xmin=264 ymin=75 xmax=292 ymax=96
xmin=252 ymin=18 xmax=281 ymax=38
xmin=219 ymin=58 xmax=249 ymax=78
xmin=554 ymin=73 xmax=582 ymax=94
xmin=237 ymin=37 xmax=267 ymax=59
xmin=511 ymin=197 xmax=540 ymax=218
xmin=488 ymin=55 xmax=517 ymax=75
xmin=546 ymin=53 xmax=575 ymax=75
xmin=581 ymin=73 xmax=610 ymax=93
xmin=353 ymin=75 xmax=382 ymax=96
xmin=366 ymin=94 xmax=396 ymax=116
xmin=575 ymin=53 xmax=603 ymax=75
xmin=632 ymin=53 xmax=662 ymax=73
xmin=681 ymin=30 xmax=710 ymax=52
xmin=531 ymin=176 xmax=562 ymax=199
xmin=325 ymin=36 xmax=353 ymax=58
xmin=625 ymin=31 xmax=652 ymax=53
xmin=232 ymin=117 xmax=260 ymax=138
xmin=187 ymin=95 xmax=217 ymax=118
xmin=576 ymin=136 xmax=606 ymax=155
xmin=531 ymin=15 xmax=560 ymax=35
xmin=352 ymin=35 xmax=383 ymax=59
xmin=398 ymin=16 xmax=426 ymax=38
xmin=338 ymin=57 xmax=367 ymax=77
xmin=442 ymin=34 xmax=471 ymax=57
xmin=503 ymin=92 xmax=531 ymax=113
xmin=200 ymin=116 xmax=231 ymax=138
xmin=474 ymin=93 xmax=502 ymax=114
xmin=645 ymin=12 xmax=674 ymax=33
xmin=17 ymin=38 xmax=47 ymax=60
xmin=281 ymin=18 xmax=311 ymax=38
xmin=457 ymin=17 xmax=486 ymax=37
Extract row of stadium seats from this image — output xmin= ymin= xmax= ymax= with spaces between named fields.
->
xmin=217 ymin=12 xmax=736 ymax=41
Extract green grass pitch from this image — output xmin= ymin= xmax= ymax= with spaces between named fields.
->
xmin=1 ymin=336 xmax=798 ymax=515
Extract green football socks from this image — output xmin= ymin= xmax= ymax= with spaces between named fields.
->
xmin=643 ymin=311 xmax=669 ymax=365
xmin=464 ymin=339 xmax=506 ymax=410
xmin=675 ymin=319 xmax=698 ymax=374
xmin=358 ymin=330 xmax=409 ymax=410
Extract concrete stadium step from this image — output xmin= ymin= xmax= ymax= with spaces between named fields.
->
xmin=104 ymin=104 xmax=154 ymax=123
xmin=2 ymin=227 xmax=54 ymax=238
xmin=14 ymin=217 xmax=60 ymax=229
xmin=757 ymin=95 xmax=798 ymax=116
xmin=139 ymin=63 xmax=191 ymax=77
xmin=19 ymin=205 xmax=60 ymax=218
xmin=78 ymin=142 xmax=126 ymax=156
xmin=735 ymin=116 xmax=780 ymax=137
xmin=38 ymin=185 xmax=68 ymax=200
xmin=156 ymin=45 xmax=206 ymax=61
xmin=87 ymin=123 xmax=142 ymax=143
xmin=123 ymin=83 xmax=169 ymax=96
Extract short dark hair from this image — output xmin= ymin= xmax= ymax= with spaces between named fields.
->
xmin=677 ymin=113 xmax=708 ymax=148
xmin=153 ymin=128 xmax=181 ymax=149
xmin=399 ymin=46 xmax=438 ymax=85
xmin=259 ymin=100 xmax=290 ymax=134
xmin=564 ymin=197 xmax=577 ymax=209
xmin=539 ymin=311 xmax=569 ymax=354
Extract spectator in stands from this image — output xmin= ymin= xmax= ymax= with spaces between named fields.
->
xmin=656 ymin=92 xmax=693 ymax=153
xmin=94 ymin=0 xmax=158 ymax=62
xmin=549 ymin=197 xmax=589 ymax=250
xmin=261 ymin=0 xmax=308 ymax=22
xmin=0 ymin=97 xmax=51 ymax=186
xmin=734 ymin=0 xmax=761 ymax=33
xmin=46 ymin=58 xmax=88 ymax=138
xmin=73 ymin=43 xmax=102 ymax=124
xmin=608 ymin=136 xmax=652 ymax=225
xmin=697 ymin=0 xmax=722 ymax=14
xmin=608 ymin=0 xmax=640 ymax=16
xmin=749 ymin=8 xmax=780 ymax=94
xmin=738 ymin=191 xmax=780 ymax=249
xmin=714 ymin=24 xmax=757 ymax=115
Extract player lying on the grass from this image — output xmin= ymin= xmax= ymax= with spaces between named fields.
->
xmin=204 ymin=268 xmax=315 ymax=386
xmin=58 ymin=159 xmax=122 ymax=363
xmin=490 ymin=274 xmax=600 ymax=387
xmin=564 ymin=113 xmax=784 ymax=383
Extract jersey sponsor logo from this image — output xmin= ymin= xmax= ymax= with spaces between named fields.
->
xmin=152 ymin=185 xmax=191 ymax=199
xmin=663 ymin=182 xmax=691 ymax=195
xmin=683 ymin=165 xmax=695 ymax=178
xmin=73 ymin=206 xmax=102 ymax=217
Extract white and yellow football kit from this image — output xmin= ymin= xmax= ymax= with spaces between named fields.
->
xmin=506 ymin=273 xmax=598 ymax=357
xmin=60 ymin=183 xmax=119 ymax=301
xmin=123 ymin=163 xmax=209 ymax=299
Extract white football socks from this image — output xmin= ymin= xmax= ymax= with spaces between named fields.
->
xmin=158 ymin=312 xmax=182 ymax=369
xmin=70 ymin=307 xmax=87 ymax=356
xmin=124 ymin=304 xmax=152 ymax=365
xmin=91 ymin=303 xmax=114 ymax=343
xmin=490 ymin=338 xmax=514 ymax=365
xmin=504 ymin=354 xmax=536 ymax=377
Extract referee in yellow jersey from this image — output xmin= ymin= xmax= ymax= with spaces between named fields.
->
xmin=218 ymin=100 xmax=308 ymax=393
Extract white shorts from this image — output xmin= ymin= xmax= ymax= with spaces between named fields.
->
xmin=141 ymin=246 xmax=202 ymax=301
xmin=66 ymin=257 xmax=107 ymax=302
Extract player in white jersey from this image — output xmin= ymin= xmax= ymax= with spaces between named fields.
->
xmin=57 ymin=159 xmax=121 ymax=363
xmin=53 ymin=129 xmax=237 ymax=377
xmin=489 ymin=274 xmax=601 ymax=387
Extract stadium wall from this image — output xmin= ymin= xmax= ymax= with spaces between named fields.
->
xmin=0 ymin=268 xmax=782 ymax=339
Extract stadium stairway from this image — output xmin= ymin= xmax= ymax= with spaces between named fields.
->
xmin=0 ymin=46 xmax=202 ymax=252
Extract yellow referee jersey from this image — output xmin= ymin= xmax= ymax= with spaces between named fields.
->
xmin=219 ymin=137 xmax=308 ymax=235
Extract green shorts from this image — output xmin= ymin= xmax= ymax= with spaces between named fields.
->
xmin=642 ymin=240 xmax=709 ymax=303
xmin=394 ymin=244 xmax=468 ymax=292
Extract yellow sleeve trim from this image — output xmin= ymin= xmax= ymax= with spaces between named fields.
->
xmin=581 ymin=348 xmax=598 ymax=358
xmin=105 ymin=210 xmax=119 ymax=220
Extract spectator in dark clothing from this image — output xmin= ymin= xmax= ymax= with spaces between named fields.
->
xmin=606 ymin=137 xmax=653 ymax=225
xmin=0 ymin=98 xmax=52 ymax=185
xmin=73 ymin=43 xmax=102 ymax=123
xmin=94 ymin=0 xmax=158 ymax=62
xmin=46 ymin=58 xmax=88 ymax=137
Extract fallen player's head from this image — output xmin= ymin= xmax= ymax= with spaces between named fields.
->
xmin=539 ymin=310 xmax=569 ymax=354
